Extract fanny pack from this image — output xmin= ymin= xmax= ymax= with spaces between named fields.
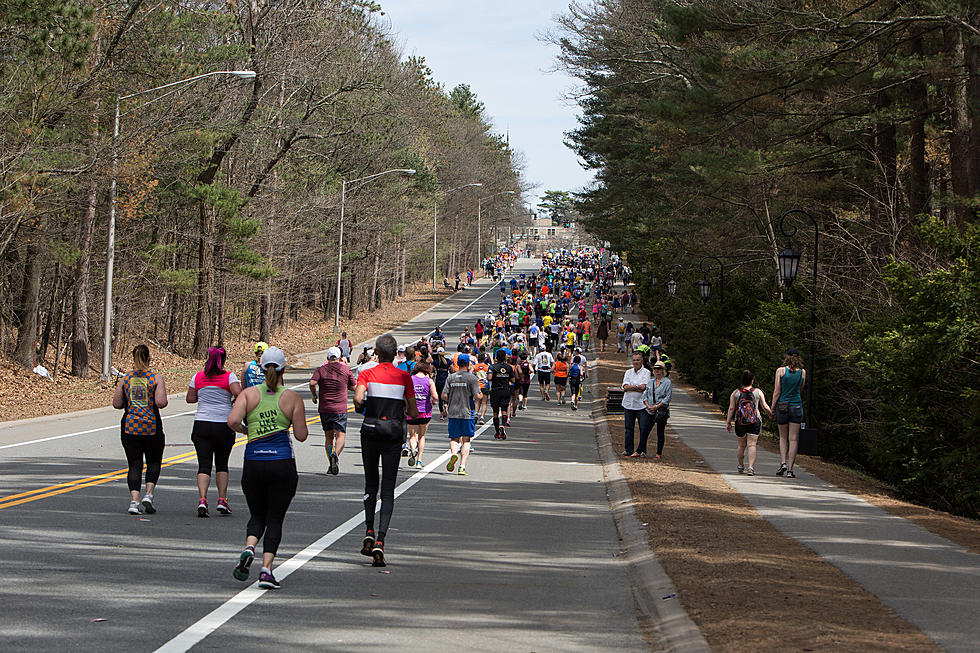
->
xmin=360 ymin=416 xmax=406 ymax=443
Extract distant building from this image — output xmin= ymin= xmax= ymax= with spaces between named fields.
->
xmin=523 ymin=216 xmax=583 ymax=253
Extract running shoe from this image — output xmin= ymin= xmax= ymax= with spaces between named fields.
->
xmin=622 ymin=451 xmax=632 ymax=457
xmin=361 ymin=530 xmax=376 ymax=557
xmin=371 ymin=541 xmax=386 ymax=567
xmin=258 ymin=571 xmax=280 ymax=590
xmin=401 ymin=445 xmax=409 ymax=458
xmin=499 ymin=428 xmax=507 ymax=440
xmin=746 ymin=468 xmax=755 ymax=476
xmin=233 ymin=548 xmax=254 ymax=581
xmin=198 ymin=499 xmax=209 ymax=518
xmin=571 ymin=404 xmax=578 ymax=411
xmin=140 ymin=495 xmax=156 ymax=514
xmin=776 ymin=463 xmax=788 ymax=476
xmin=737 ymin=465 xmax=745 ymax=474
xmin=407 ymin=449 xmax=417 ymax=467
xmin=785 ymin=469 xmax=796 ymax=478
xmin=329 ymin=452 xmax=339 ymax=476
xmin=128 ymin=501 xmax=141 ymax=515
xmin=457 ymin=467 xmax=468 ymax=476
xmin=446 ymin=454 xmax=458 ymax=472
xmin=216 ymin=498 xmax=231 ymax=515
xmin=415 ymin=460 xmax=423 ymax=469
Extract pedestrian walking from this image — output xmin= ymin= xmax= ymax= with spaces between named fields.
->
xmin=726 ymin=370 xmax=773 ymax=475
xmin=309 ymin=347 xmax=355 ymax=476
xmin=227 ymin=347 xmax=308 ymax=590
xmin=620 ymin=352 xmax=651 ymax=457
xmin=640 ymin=361 xmax=672 ymax=459
xmin=113 ymin=344 xmax=168 ymax=515
xmin=187 ymin=346 xmax=241 ymax=517
xmin=772 ymin=348 xmax=806 ymax=478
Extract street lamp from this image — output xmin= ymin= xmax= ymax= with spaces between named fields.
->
xmin=666 ymin=264 xmax=683 ymax=297
xmin=777 ymin=208 xmax=820 ymax=447
xmin=477 ymin=191 xmax=516 ymax=266
xmin=335 ymin=168 xmax=417 ymax=331
xmin=434 ymin=183 xmax=482 ymax=289
xmin=101 ymin=70 xmax=255 ymax=379
xmin=696 ymin=255 xmax=725 ymax=303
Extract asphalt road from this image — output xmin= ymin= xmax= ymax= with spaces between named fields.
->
xmin=0 ymin=259 xmax=647 ymax=652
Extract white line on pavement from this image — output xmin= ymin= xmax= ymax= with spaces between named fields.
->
xmin=0 ymin=410 xmax=196 ymax=451
xmin=155 ymin=421 xmax=492 ymax=653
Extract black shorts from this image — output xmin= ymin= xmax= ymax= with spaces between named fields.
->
xmin=407 ymin=417 xmax=432 ymax=426
xmin=568 ymin=377 xmax=581 ymax=393
xmin=555 ymin=376 xmax=567 ymax=388
xmin=490 ymin=389 xmax=511 ymax=409
xmin=776 ymin=404 xmax=804 ymax=425
xmin=519 ymin=383 xmax=530 ymax=396
xmin=734 ymin=422 xmax=762 ymax=437
xmin=537 ymin=371 xmax=551 ymax=384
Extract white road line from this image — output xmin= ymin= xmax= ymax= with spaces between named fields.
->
xmin=0 ymin=410 xmax=196 ymax=450
xmin=155 ymin=421 xmax=492 ymax=653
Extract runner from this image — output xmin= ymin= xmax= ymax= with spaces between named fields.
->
xmin=554 ymin=353 xmax=568 ymax=405
xmin=228 ymin=347 xmax=308 ymax=590
xmin=487 ymin=348 xmax=515 ymax=439
xmin=534 ymin=346 xmax=554 ymax=401
xmin=568 ymin=351 xmax=584 ymax=411
xmin=336 ymin=332 xmax=353 ymax=362
xmin=353 ymin=335 xmax=418 ymax=567
xmin=242 ymin=341 xmax=268 ymax=388
xmin=473 ymin=353 xmax=490 ymax=424
xmin=309 ymin=347 xmax=355 ymax=476
xmin=407 ymin=361 xmax=437 ymax=469
xmin=187 ymin=346 xmax=241 ymax=517
xmin=442 ymin=353 xmax=482 ymax=475
xmin=432 ymin=347 xmax=451 ymax=416
xmin=112 ymin=344 xmax=168 ymax=515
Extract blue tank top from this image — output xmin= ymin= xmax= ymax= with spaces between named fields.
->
xmin=780 ymin=368 xmax=803 ymax=406
xmin=244 ymin=360 xmax=265 ymax=388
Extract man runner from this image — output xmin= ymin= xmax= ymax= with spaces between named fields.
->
xmin=309 ymin=347 xmax=355 ymax=475
xmin=442 ymin=353 xmax=481 ymax=476
xmin=534 ymin=346 xmax=554 ymax=401
xmin=487 ymin=348 xmax=515 ymax=439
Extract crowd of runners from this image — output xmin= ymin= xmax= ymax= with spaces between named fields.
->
xmin=110 ymin=246 xmax=636 ymax=589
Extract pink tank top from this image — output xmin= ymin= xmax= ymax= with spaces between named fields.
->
xmin=412 ymin=375 xmax=433 ymax=418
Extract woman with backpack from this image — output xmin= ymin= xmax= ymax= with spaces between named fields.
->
xmin=638 ymin=361 xmax=672 ymax=459
xmin=725 ymin=370 xmax=773 ymax=475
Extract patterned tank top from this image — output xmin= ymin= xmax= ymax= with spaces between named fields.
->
xmin=121 ymin=370 xmax=163 ymax=437
xmin=245 ymin=386 xmax=293 ymax=461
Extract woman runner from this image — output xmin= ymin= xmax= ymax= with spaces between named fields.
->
xmin=407 ymin=362 xmax=437 ymax=469
xmin=113 ymin=344 xmax=168 ymax=515
xmin=187 ymin=346 xmax=241 ymax=517
xmin=228 ymin=347 xmax=308 ymax=590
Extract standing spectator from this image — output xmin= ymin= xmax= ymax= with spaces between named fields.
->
xmin=772 ymin=348 xmax=806 ymax=479
xmin=726 ymin=370 xmax=773 ymax=475
xmin=620 ymin=352 xmax=651 ymax=457
xmin=309 ymin=347 xmax=355 ymax=476
xmin=641 ymin=361 xmax=672 ymax=460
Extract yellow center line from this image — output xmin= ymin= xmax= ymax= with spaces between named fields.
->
xmin=0 ymin=403 xmax=357 ymax=510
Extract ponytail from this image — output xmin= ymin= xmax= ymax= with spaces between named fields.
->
xmin=264 ymin=365 xmax=282 ymax=391
xmin=132 ymin=344 xmax=150 ymax=372
xmin=205 ymin=346 xmax=226 ymax=378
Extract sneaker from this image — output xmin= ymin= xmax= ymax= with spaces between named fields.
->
xmin=371 ymin=541 xmax=386 ymax=567
xmin=216 ymin=498 xmax=231 ymax=515
xmin=628 ymin=452 xmax=641 ymax=458
xmin=493 ymin=431 xmax=501 ymax=440
xmin=622 ymin=451 xmax=632 ymax=457
xmin=233 ymin=548 xmax=254 ymax=581
xmin=197 ymin=499 xmax=209 ymax=518
xmin=258 ymin=570 xmax=280 ymax=590
xmin=737 ymin=465 xmax=745 ymax=474
xmin=329 ymin=452 xmax=339 ymax=476
xmin=746 ymin=467 xmax=755 ymax=476
xmin=776 ymin=463 xmax=788 ymax=477
xmin=571 ymin=404 xmax=578 ymax=411
xmin=785 ymin=469 xmax=796 ymax=478
xmin=407 ymin=449 xmax=417 ymax=467
xmin=128 ymin=501 xmax=141 ymax=515
xmin=457 ymin=467 xmax=468 ymax=476
xmin=499 ymin=428 xmax=507 ymax=440
xmin=415 ymin=460 xmax=423 ymax=469
xmin=401 ymin=445 xmax=409 ymax=458
xmin=361 ymin=530 xmax=376 ymax=557
xmin=140 ymin=495 xmax=156 ymax=514
xmin=446 ymin=454 xmax=458 ymax=472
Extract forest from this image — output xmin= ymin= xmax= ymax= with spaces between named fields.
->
xmin=556 ymin=0 xmax=980 ymax=517
xmin=1 ymin=0 xmax=523 ymax=377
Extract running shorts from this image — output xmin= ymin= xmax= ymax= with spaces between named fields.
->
xmin=319 ymin=412 xmax=348 ymax=433
xmin=407 ymin=417 xmax=432 ymax=426
xmin=537 ymin=371 xmax=551 ymax=384
xmin=568 ymin=378 xmax=581 ymax=395
xmin=520 ymin=383 xmax=530 ymax=397
xmin=490 ymin=389 xmax=511 ymax=409
xmin=555 ymin=376 xmax=567 ymax=388
xmin=448 ymin=418 xmax=475 ymax=439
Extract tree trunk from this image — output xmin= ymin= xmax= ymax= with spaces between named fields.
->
xmin=908 ymin=26 xmax=930 ymax=218
xmin=14 ymin=240 xmax=42 ymax=367
xmin=192 ymin=201 xmax=216 ymax=357
xmin=38 ymin=264 xmax=61 ymax=362
xmin=370 ymin=234 xmax=381 ymax=311
xmin=945 ymin=25 xmax=973 ymax=228
xmin=53 ymin=296 xmax=67 ymax=378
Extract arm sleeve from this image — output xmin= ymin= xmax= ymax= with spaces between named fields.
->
xmin=643 ymin=380 xmax=654 ymax=405
xmin=661 ymin=379 xmax=673 ymax=406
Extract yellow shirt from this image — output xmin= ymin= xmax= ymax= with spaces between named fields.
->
xmin=543 ymin=315 xmax=553 ymax=328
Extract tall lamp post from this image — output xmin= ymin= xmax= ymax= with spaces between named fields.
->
xmin=102 ymin=70 xmax=256 ymax=379
xmin=696 ymin=256 xmax=725 ymax=303
xmin=335 ymin=168 xmax=417 ymax=332
xmin=477 ymin=191 xmax=516 ymax=266
xmin=434 ymin=183 xmax=482 ymax=289
xmin=776 ymin=209 xmax=820 ymax=450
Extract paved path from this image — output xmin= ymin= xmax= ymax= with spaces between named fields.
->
xmin=0 ymin=259 xmax=648 ymax=652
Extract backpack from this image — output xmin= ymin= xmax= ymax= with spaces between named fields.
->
xmin=735 ymin=387 xmax=759 ymax=426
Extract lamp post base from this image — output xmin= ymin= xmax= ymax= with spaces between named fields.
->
xmin=799 ymin=427 xmax=819 ymax=456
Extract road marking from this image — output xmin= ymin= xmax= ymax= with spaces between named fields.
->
xmin=155 ymin=421 xmax=492 ymax=653
xmin=0 ymin=410 xmax=196 ymax=451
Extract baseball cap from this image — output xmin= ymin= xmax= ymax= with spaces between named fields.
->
xmin=327 ymin=346 xmax=341 ymax=360
xmin=260 ymin=346 xmax=287 ymax=371
xmin=254 ymin=341 xmax=269 ymax=354
xmin=457 ymin=353 xmax=471 ymax=366
xmin=397 ymin=345 xmax=406 ymax=353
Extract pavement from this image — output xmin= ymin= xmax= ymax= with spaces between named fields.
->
xmin=0 ymin=259 xmax=650 ymax=652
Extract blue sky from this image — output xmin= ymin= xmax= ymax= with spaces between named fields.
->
xmin=377 ymin=1 xmax=593 ymax=209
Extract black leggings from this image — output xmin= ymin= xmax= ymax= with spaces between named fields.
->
xmin=361 ymin=436 xmax=401 ymax=540
xmin=191 ymin=420 xmax=235 ymax=475
xmin=241 ymin=459 xmax=298 ymax=556
xmin=639 ymin=417 xmax=668 ymax=455
xmin=121 ymin=434 xmax=165 ymax=492
xmin=435 ymin=378 xmax=447 ymax=412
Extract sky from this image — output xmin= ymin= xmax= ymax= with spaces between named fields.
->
xmin=377 ymin=0 xmax=593 ymax=210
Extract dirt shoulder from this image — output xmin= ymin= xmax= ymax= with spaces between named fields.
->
xmin=0 ymin=280 xmax=455 ymax=423
xmin=595 ymin=354 xmax=939 ymax=652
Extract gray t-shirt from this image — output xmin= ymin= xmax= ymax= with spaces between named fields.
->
xmin=445 ymin=370 xmax=480 ymax=420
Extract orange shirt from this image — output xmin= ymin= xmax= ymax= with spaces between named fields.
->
xmin=554 ymin=361 xmax=568 ymax=379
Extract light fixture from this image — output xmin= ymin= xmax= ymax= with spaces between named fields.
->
xmin=651 ymin=274 xmax=658 ymax=287
xmin=778 ymin=242 xmax=801 ymax=286
xmin=696 ymin=279 xmax=711 ymax=302
xmin=667 ymin=279 xmax=678 ymax=296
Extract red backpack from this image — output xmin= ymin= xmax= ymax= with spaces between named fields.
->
xmin=735 ymin=387 xmax=759 ymax=426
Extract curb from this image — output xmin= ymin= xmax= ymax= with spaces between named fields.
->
xmin=588 ymin=360 xmax=712 ymax=653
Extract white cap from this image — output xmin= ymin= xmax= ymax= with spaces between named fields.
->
xmin=260 ymin=346 xmax=287 ymax=371
xmin=397 ymin=345 xmax=406 ymax=352
xmin=327 ymin=346 xmax=342 ymax=360
xmin=437 ymin=347 xmax=446 ymax=353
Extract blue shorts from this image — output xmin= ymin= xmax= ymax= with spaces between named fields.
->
xmin=319 ymin=412 xmax=348 ymax=433
xmin=448 ymin=418 xmax=475 ymax=440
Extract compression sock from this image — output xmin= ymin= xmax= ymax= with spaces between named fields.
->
xmin=493 ymin=416 xmax=500 ymax=432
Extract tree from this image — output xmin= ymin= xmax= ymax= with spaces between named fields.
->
xmin=537 ymin=190 xmax=575 ymax=226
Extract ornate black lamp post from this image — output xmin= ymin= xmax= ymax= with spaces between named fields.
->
xmin=696 ymin=256 xmax=724 ymax=303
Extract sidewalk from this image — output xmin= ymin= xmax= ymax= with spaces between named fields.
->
xmin=667 ymin=386 xmax=980 ymax=653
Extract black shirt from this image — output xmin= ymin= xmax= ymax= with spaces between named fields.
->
xmin=488 ymin=362 xmax=514 ymax=391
